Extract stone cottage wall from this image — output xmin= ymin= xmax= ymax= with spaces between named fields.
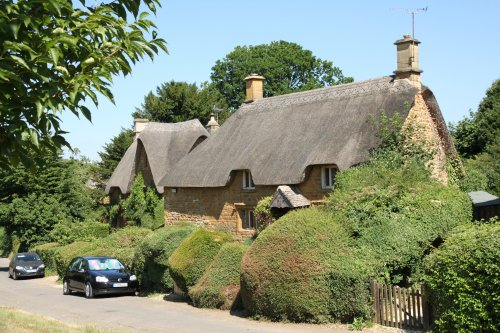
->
xmin=164 ymin=166 xmax=331 ymax=241
xmin=404 ymin=92 xmax=449 ymax=183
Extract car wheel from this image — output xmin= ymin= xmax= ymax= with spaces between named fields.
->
xmin=85 ymin=282 xmax=94 ymax=299
xmin=63 ymin=280 xmax=71 ymax=295
xmin=12 ymin=271 xmax=17 ymax=280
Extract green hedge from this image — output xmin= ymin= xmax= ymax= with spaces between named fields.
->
xmin=424 ymin=221 xmax=500 ymax=333
xmin=189 ymin=243 xmax=248 ymax=310
xmin=32 ymin=227 xmax=151 ymax=278
xmin=132 ymin=225 xmax=195 ymax=293
xmin=241 ymin=208 xmax=367 ymax=323
xmin=0 ymin=227 xmax=10 ymax=256
xmin=168 ymin=228 xmax=232 ymax=292
xmin=31 ymin=242 xmax=61 ymax=275
xmin=49 ymin=220 xmax=110 ymax=245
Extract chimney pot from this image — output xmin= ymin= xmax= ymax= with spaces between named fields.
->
xmin=244 ymin=74 xmax=265 ymax=102
xmin=206 ymin=113 xmax=220 ymax=134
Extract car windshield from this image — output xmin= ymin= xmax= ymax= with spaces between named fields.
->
xmin=16 ymin=254 xmax=40 ymax=262
xmin=87 ymin=258 xmax=124 ymax=271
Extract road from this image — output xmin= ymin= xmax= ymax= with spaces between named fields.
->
xmin=0 ymin=258 xmax=356 ymax=333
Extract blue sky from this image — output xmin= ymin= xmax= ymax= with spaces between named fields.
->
xmin=61 ymin=0 xmax=500 ymax=160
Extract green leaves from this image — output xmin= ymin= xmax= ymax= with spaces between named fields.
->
xmin=0 ymin=0 xmax=167 ymax=168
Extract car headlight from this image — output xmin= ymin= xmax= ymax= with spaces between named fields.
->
xmin=95 ymin=276 xmax=109 ymax=283
xmin=129 ymin=274 xmax=137 ymax=281
xmin=38 ymin=264 xmax=45 ymax=269
xmin=15 ymin=266 xmax=25 ymax=270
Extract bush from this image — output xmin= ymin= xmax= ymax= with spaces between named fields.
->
xmin=424 ymin=221 xmax=500 ymax=333
xmin=49 ymin=220 xmax=110 ymax=245
xmin=168 ymin=228 xmax=232 ymax=292
xmin=254 ymin=196 xmax=274 ymax=232
xmin=189 ymin=243 xmax=248 ymax=309
xmin=31 ymin=242 xmax=61 ymax=274
xmin=0 ymin=227 xmax=10 ymax=256
xmin=34 ymin=227 xmax=152 ymax=278
xmin=240 ymin=208 xmax=368 ymax=323
xmin=132 ymin=225 xmax=195 ymax=293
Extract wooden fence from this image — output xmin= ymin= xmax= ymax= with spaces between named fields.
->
xmin=370 ymin=281 xmax=430 ymax=330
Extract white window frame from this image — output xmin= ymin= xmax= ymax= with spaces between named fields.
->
xmin=240 ymin=208 xmax=256 ymax=230
xmin=242 ymin=170 xmax=255 ymax=190
xmin=321 ymin=166 xmax=337 ymax=190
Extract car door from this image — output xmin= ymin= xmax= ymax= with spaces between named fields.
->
xmin=73 ymin=259 xmax=87 ymax=291
xmin=67 ymin=258 xmax=82 ymax=290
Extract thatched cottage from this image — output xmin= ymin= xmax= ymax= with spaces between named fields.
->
xmin=105 ymin=119 xmax=209 ymax=200
xmin=156 ymin=35 xmax=456 ymax=240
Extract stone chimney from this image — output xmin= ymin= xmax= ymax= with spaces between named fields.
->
xmin=206 ymin=113 xmax=219 ymax=134
xmin=134 ymin=118 xmax=149 ymax=138
xmin=244 ymin=74 xmax=265 ymax=102
xmin=394 ymin=35 xmax=423 ymax=88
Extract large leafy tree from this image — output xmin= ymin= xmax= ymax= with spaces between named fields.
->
xmin=450 ymin=79 xmax=500 ymax=158
xmin=0 ymin=0 xmax=167 ymax=168
xmin=98 ymin=128 xmax=134 ymax=181
xmin=133 ymin=81 xmax=229 ymax=124
xmin=211 ymin=40 xmax=353 ymax=109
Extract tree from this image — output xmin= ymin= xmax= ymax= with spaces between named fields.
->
xmin=133 ymin=81 xmax=229 ymax=124
xmin=0 ymin=0 xmax=167 ymax=168
xmin=210 ymin=40 xmax=353 ymax=109
xmin=98 ymin=128 xmax=134 ymax=181
xmin=450 ymin=79 xmax=500 ymax=158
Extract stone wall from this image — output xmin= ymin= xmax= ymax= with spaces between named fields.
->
xmin=164 ymin=166 xmax=331 ymax=241
xmin=404 ymin=92 xmax=449 ymax=183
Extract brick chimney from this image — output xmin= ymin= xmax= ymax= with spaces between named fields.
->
xmin=134 ymin=118 xmax=149 ymax=138
xmin=394 ymin=35 xmax=423 ymax=89
xmin=206 ymin=113 xmax=219 ymax=134
xmin=244 ymin=74 xmax=265 ymax=102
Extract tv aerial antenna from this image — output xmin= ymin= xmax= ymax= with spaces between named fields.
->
xmin=211 ymin=105 xmax=223 ymax=123
xmin=392 ymin=6 xmax=428 ymax=38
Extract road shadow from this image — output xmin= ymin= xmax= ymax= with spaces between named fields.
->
xmin=163 ymin=293 xmax=190 ymax=303
xmin=0 ymin=267 xmax=9 ymax=272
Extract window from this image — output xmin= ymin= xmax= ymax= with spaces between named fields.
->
xmin=321 ymin=166 xmax=337 ymax=189
xmin=242 ymin=170 xmax=255 ymax=190
xmin=240 ymin=209 xmax=256 ymax=230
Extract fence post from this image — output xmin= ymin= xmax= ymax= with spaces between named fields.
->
xmin=421 ymin=284 xmax=430 ymax=330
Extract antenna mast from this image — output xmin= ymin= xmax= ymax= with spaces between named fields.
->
xmin=393 ymin=6 xmax=428 ymax=38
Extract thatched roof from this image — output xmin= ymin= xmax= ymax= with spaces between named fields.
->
xmin=105 ymin=120 xmax=209 ymax=194
xmin=160 ymin=77 xmax=421 ymax=188
xmin=271 ymin=186 xmax=310 ymax=209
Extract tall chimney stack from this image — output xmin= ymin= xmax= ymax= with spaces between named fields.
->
xmin=206 ymin=113 xmax=220 ymax=134
xmin=244 ymin=74 xmax=265 ymax=102
xmin=394 ymin=35 xmax=423 ymax=88
xmin=134 ymin=118 xmax=149 ymax=138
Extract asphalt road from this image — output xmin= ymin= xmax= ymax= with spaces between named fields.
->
xmin=0 ymin=257 xmax=356 ymax=333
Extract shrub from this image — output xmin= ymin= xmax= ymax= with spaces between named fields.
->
xmin=49 ymin=220 xmax=110 ymax=245
xmin=254 ymin=196 xmax=274 ymax=232
xmin=38 ymin=227 xmax=152 ymax=278
xmin=424 ymin=221 xmax=500 ymax=333
xmin=132 ymin=225 xmax=195 ymax=293
xmin=240 ymin=208 xmax=369 ymax=323
xmin=0 ymin=226 xmax=10 ymax=256
xmin=168 ymin=228 xmax=232 ymax=292
xmin=31 ymin=242 xmax=61 ymax=274
xmin=189 ymin=243 xmax=248 ymax=309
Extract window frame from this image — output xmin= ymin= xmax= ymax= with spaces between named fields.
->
xmin=321 ymin=165 xmax=337 ymax=190
xmin=239 ymin=208 xmax=257 ymax=230
xmin=242 ymin=170 xmax=255 ymax=190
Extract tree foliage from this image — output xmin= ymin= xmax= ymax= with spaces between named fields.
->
xmin=424 ymin=221 xmax=500 ymax=333
xmin=0 ymin=0 xmax=167 ymax=168
xmin=211 ymin=40 xmax=353 ymax=109
xmin=450 ymin=79 xmax=499 ymax=158
xmin=98 ymin=128 xmax=134 ymax=181
xmin=133 ymin=81 xmax=229 ymax=124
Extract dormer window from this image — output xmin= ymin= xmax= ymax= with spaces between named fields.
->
xmin=321 ymin=166 xmax=337 ymax=190
xmin=242 ymin=170 xmax=255 ymax=190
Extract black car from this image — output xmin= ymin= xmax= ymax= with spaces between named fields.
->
xmin=8 ymin=252 xmax=45 ymax=280
xmin=63 ymin=256 xmax=137 ymax=298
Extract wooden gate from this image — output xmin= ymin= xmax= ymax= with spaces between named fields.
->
xmin=370 ymin=281 xmax=430 ymax=330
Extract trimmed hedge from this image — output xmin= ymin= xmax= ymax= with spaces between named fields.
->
xmin=132 ymin=225 xmax=195 ymax=293
xmin=189 ymin=243 xmax=248 ymax=309
xmin=49 ymin=220 xmax=110 ymax=245
xmin=240 ymin=157 xmax=472 ymax=323
xmin=0 ymin=227 xmax=10 ymax=256
xmin=241 ymin=208 xmax=366 ymax=323
xmin=32 ymin=227 xmax=151 ymax=278
xmin=424 ymin=221 xmax=500 ymax=333
xmin=31 ymin=242 xmax=61 ymax=275
xmin=168 ymin=228 xmax=232 ymax=292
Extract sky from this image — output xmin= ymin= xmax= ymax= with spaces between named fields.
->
xmin=61 ymin=0 xmax=500 ymax=161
